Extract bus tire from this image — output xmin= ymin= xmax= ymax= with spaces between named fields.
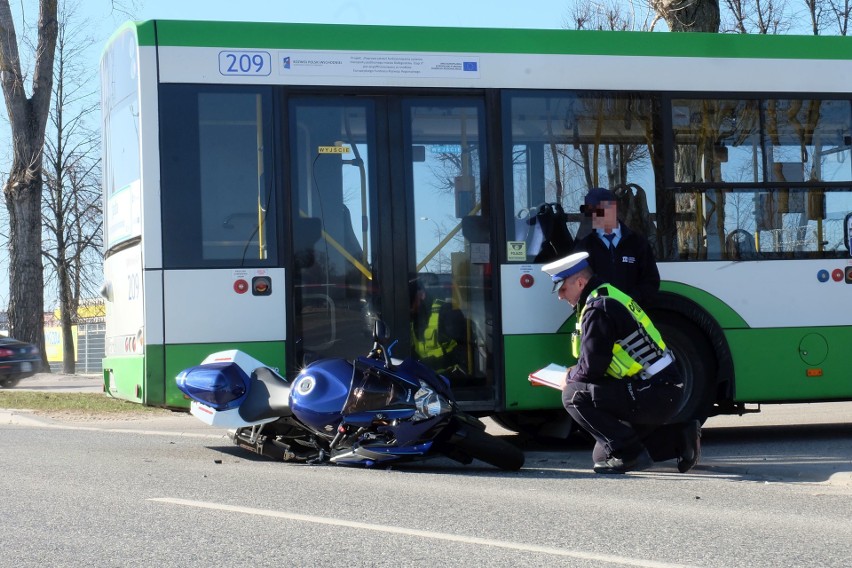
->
xmin=443 ymin=420 xmax=525 ymax=471
xmin=654 ymin=313 xmax=717 ymax=423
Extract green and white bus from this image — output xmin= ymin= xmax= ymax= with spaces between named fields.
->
xmin=100 ymin=20 xmax=852 ymax=435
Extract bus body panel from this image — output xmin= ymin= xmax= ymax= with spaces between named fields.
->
xmin=660 ymin=260 xmax=851 ymax=328
xmin=500 ymin=264 xmax=571 ymax=335
xmin=156 ymin=45 xmax=852 ymax=94
xmin=103 ymin=246 xmax=145 ymax=402
xmin=162 ymin=268 xmax=286 ymax=344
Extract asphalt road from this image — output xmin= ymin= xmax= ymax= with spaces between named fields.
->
xmin=1 ymin=402 xmax=851 ymax=568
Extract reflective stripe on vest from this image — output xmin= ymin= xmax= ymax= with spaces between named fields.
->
xmin=574 ymin=284 xmax=669 ymax=380
xmin=411 ymin=300 xmax=458 ymax=360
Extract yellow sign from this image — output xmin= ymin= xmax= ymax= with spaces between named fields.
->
xmin=44 ymin=326 xmax=79 ymax=362
xmin=318 ymin=145 xmax=351 ymax=154
xmin=53 ymin=302 xmax=105 ymax=321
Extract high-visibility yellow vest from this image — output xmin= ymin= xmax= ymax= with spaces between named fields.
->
xmin=411 ymin=300 xmax=458 ymax=361
xmin=573 ymin=284 xmax=670 ymax=380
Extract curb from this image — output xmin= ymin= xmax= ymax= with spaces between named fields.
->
xmin=0 ymin=409 xmax=229 ymax=439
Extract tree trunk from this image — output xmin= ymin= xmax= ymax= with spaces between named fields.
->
xmin=651 ymin=0 xmax=721 ymax=32
xmin=4 ymin=169 xmax=48 ymax=366
xmin=0 ymin=0 xmax=59 ymax=370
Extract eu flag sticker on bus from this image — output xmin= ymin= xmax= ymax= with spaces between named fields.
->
xmin=463 ymin=61 xmax=478 ymax=72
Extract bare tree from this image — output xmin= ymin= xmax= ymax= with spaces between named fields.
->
xmin=828 ymin=0 xmax=852 ymax=33
xmin=0 ymin=0 xmax=58 ymax=365
xmin=723 ymin=0 xmax=792 ymax=33
xmin=802 ymin=0 xmax=851 ymax=33
xmin=42 ymin=0 xmax=102 ymax=373
xmin=569 ymin=0 xmax=643 ymax=30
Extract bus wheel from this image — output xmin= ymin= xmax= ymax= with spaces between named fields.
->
xmin=654 ymin=313 xmax=717 ymax=423
xmin=491 ymin=410 xmax=575 ymax=442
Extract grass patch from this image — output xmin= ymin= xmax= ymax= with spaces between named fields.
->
xmin=0 ymin=391 xmax=174 ymax=414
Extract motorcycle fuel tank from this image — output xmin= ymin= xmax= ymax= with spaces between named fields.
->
xmin=290 ymin=358 xmax=354 ymax=434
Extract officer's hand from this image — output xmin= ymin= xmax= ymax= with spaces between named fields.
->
xmin=561 ymin=365 xmax=575 ymax=390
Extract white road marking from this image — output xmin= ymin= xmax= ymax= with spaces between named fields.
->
xmin=150 ymin=497 xmax=697 ymax=568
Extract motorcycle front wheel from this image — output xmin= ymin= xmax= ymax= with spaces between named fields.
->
xmin=442 ymin=420 xmax=525 ymax=471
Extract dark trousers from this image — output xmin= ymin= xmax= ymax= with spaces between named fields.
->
xmin=562 ymin=369 xmax=687 ymax=463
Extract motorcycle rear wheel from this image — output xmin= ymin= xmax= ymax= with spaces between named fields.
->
xmin=444 ymin=421 xmax=525 ymax=471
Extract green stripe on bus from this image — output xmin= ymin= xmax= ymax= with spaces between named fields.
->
xmin=103 ymin=354 xmax=145 ymax=404
xmin=729 ymin=326 xmax=852 ymax=401
xmin=130 ymin=20 xmax=852 ymax=60
xmin=503 ymin=334 xmax=572 ymax=411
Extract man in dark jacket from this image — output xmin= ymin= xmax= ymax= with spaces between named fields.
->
xmin=574 ymin=188 xmax=660 ymax=306
xmin=542 ymin=251 xmax=701 ymax=474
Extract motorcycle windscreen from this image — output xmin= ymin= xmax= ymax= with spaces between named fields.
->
xmin=342 ymin=368 xmax=414 ymax=415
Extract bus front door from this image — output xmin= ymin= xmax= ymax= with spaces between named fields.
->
xmin=289 ymin=97 xmax=495 ymax=408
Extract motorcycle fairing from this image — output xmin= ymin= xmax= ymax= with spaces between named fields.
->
xmin=330 ymin=441 xmax=435 ymax=466
xmin=343 ymin=359 xmax=420 ymax=414
xmin=176 ymin=361 xmax=249 ymax=410
xmin=189 ymin=400 xmax=277 ymax=428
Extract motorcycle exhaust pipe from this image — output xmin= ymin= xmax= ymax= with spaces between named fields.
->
xmin=231 ymin=430 xmax=293 ymax=461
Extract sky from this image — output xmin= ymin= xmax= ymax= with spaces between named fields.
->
xmin=126 ymin=0 xmax=578 ymax=29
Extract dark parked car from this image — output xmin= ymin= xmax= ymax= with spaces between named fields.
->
xmin=0 ymin=337 xmax=42 ymax=388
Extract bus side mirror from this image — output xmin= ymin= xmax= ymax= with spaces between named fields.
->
xmin=846 ymin=213 xmax=852 ymax=257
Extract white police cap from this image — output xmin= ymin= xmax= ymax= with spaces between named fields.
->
xmin=542 ymin=252 xmax=590 ymax=292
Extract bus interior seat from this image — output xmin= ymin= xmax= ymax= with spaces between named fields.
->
xmin=614 ymin=183 xmax=655 ymax=241
xmin=462 ymin=215 xmax=489 ymax=243
xmin=726 ymin=229 xmax=757 ymax=260
xmin=532 ymin=202 xmax=574 ymax=262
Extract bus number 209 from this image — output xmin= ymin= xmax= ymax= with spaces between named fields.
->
xmin=218 ymin=51 xmax=271 ymax=76
xmin=127 ymin=272 xmax=140 ymax=301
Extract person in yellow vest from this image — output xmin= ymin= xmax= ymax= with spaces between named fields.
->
xmin=409 ymin=279 xmax=467 ymax=377
xmin=542 ymin=251 xmax=701 ymax=474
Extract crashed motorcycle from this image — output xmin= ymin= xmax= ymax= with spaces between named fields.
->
xmin=176 ymin=321 xmax=524 ymax=470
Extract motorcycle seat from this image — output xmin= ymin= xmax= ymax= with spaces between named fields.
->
xmin=238 ymin=367 xmax=294 ymax=422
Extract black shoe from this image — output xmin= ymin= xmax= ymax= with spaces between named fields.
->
xmin=594 ymin=449 xmax=653 ymax=474
xmin=677 ymin=420 xmax=702 ymax=473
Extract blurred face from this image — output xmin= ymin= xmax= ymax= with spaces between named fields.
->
xmin=590 ymin=200 xmax=618 ymax=232
xmin=557 ymin=273 xmax=586 ymax=307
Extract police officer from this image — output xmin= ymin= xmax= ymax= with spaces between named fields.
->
xmin=574 ymin=188 xmax=660 ymax=306
xmin=543 ymin=251 xmax=700 ymax=474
